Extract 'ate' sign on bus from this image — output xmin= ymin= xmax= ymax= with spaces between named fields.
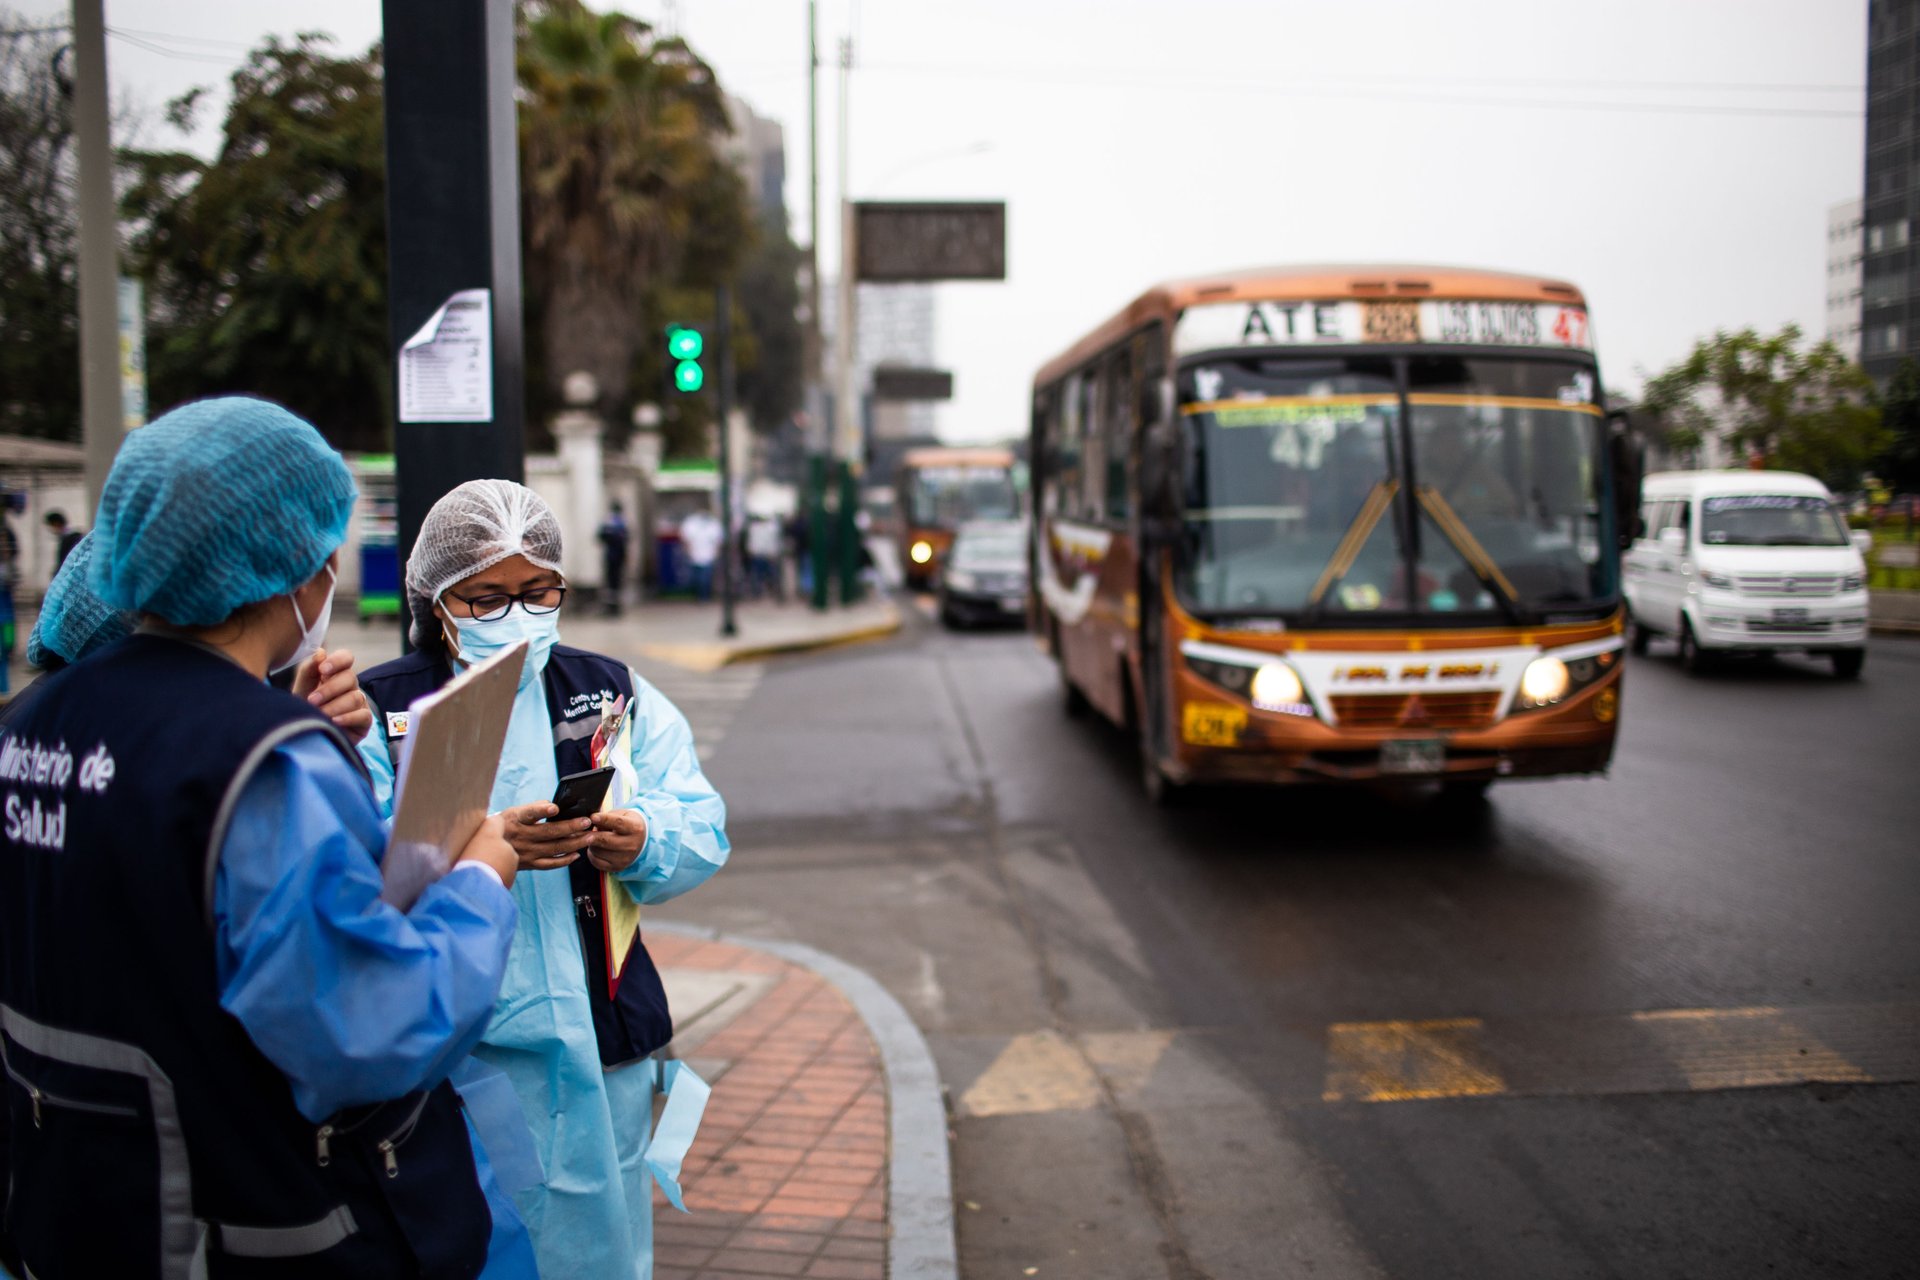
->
xmin=1173 ymin=299 xmax=1593 ymax=356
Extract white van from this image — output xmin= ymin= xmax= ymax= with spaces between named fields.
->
xmin=1623 ymin=470 xmax=1873 ymax=677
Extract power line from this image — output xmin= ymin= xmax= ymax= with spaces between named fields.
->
xmin=105 ymin=29 xmax=244 ymax=66
xmin=857 ymin=61 xmax=1862 ymax=120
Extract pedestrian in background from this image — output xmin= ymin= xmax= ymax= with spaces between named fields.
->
xmin=789 ymin=508 xmax=812 ymax=597
xmin=0 ymin=396 xmax=530 ymax=1279
xmin=679 ymin=507 xmax=722 ymax=602
xmin=597 ymin=500 xmax=631 ymax=616
xmin=746 ymin=512 xmax=784 ymax=601
xmin=357 ymin=479 xmax=728 ymax=1280
xmin=42 ymin=509 xmax=81 ymax=572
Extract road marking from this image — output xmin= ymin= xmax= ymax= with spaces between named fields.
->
xmin=960 ymin=1030 xmax=1102 ymax=1117
xmin=1322 ymin=1018 xmax=1507 ymax=1103
xmin=957 ymin=1029 xmax=1176 ymax=1118
xmin=1629 ymin=1006 xmax=1871 ymax=1090
xmin=1319 ymin=1002 xmax=1914 ymax=1104
xmin=629 ymin=658 xmax=763 ymax=763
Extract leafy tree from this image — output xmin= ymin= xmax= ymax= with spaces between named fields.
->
xmin=518 ymin=0 xmax=752 ymax=450
xmin=1639 ymin=325 xmax=1887 ymax=490
xmin=123 ymin=36 xmax=391 ymax=452
xmin=0 ymin=21 xmax=79 ymax=440
xmin=1877 ymin=357 xmax=1920 ymax=491
xmin=734 ymin=224 xmax=803 ymax=434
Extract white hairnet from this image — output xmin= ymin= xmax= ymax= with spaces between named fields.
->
xmin=406 ymin=479 xmax=565 ymax=649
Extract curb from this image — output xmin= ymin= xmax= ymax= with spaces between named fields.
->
xmin=650 ymin=921 xmax=958 ymax=1280
xmin=1869 ymin=619 xmax=1920 ymax=636
xmin=637 ymin=606 xmax=903 ymax=672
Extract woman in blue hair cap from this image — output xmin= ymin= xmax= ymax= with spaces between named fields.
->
xmin=0 ymin=397 xmax=534 ymax=1280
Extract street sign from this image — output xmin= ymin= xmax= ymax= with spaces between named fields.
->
xmin=854 ymin=201 xmax=1006 ymax=283
xmin=871 ymin=367 xmax=954 ymax=402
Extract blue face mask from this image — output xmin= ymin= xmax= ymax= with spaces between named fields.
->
xmin=444 ymin=603 xmax=561 ymax=689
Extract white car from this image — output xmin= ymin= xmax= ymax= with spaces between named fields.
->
xmin=1623 ymin=470 xmax=1872 ymax=677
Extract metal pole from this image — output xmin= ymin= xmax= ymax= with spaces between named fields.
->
xmin=72 ymin=0 xmax=122 ymax=513
xmin=834 ymin=36 xmax=857 ymax=472
xmin=716 ymin=285 xmax=738 ymax=638
xmin=382 ymin=0 xmax=527 ymax=653
xmin=803 ymin=0 xmax=823 ymax=448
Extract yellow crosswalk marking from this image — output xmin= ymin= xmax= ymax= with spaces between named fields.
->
xmin=1321 ymin=1018 xmax=1507 ymax=1103
xmin=958 ymin=1029 xmax=1176 ymax=1118
xmin=1629 ymin=1006 xmax=1870 ymax=1091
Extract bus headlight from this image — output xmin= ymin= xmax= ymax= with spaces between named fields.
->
xmin=1249 ymin=663 xmax=1305 ymax=711
xmin=1517 ymin=656 xmax=1570 ymax=707
xmin=910 ymin=540 xmax=934 ymax=565
xmin=1514 ymin=648 xmax=1618 ymax=711
xmin=944 ymin=569 xmax=977 ymax=592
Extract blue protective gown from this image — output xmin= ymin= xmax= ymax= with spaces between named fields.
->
xmin=213 ymin=732 xmax=538 ymax=1279
xmin=360 ymin=663 xmax=729 ymax=1280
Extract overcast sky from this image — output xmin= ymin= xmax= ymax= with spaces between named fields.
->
xmin=27 ymin=0 xmax=1868 ymax=444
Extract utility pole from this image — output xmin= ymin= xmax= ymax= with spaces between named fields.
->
xmin=72 ymin=0 xmax=122 ymax=512
xmin=803 ymin=0 xmax=823 ymax=451
xmin=834 ymin=34 xmax=857 ymax=467
xmin=382 ymin=0 xmax=527 ymax=650
xmin=716 ymin=285 xmax=738 ymax=638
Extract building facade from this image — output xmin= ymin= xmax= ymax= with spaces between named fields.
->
xmin=1828 ymin=197 xmax=1865 ymax=360
xmin=1864 ymin=0 xmax=1920 ymax=380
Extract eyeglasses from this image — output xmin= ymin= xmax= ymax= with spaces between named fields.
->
xmin=447 ymin=585 xmax=568 ymax=621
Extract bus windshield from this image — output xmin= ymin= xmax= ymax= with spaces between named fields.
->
xmin=1175 ymin=354 xmax=1612 ymax=621
xmin=907 ymin=466 xmax=1018 ymax=528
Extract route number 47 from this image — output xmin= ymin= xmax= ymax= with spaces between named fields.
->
xmin=1551 ymin=308 xmax=1590 ymax=349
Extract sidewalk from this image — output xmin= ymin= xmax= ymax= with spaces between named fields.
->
xmin=607 ymin=596 xmax=903 ymax=672
xmin=0 ymin=594 xmax=902 ymax=690
xmin=649 ymin=924 xmax=956 ymax=1280
xmin=1869 ymin=588 xmax=1920 ymax=635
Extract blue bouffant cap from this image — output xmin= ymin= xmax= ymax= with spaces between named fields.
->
xmin=90 ymin=396 xmax=357 ymax=626
xmin=26 ymin=533 xmax=134 ymax=668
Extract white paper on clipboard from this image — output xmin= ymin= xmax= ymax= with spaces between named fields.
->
xmin=381 ymin=639 xmax=527 ymax=910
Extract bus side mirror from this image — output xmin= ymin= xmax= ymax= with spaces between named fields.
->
xmin=1141 ymin=421 xmax=1182 ymax=522
xmin=1607 ymin=411 xmax=1643 ymax=548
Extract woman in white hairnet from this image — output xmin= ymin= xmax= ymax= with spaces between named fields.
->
xmin=356 ymin=479 xmax=728 ymax=1280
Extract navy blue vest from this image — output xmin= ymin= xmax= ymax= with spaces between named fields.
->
xmin=359 ymin=645 xmax=674 ymax=1067
xmin=0 ymin=635 xmax=491 ymax=1280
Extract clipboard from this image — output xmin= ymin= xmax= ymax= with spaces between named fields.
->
xmin=380 ymin=639 xmax=528 ymax=910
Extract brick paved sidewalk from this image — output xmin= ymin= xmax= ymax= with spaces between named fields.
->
xmin=649 ymin=932 xmax=890 ymax=1280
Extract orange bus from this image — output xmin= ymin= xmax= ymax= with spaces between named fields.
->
xmin=896 ymin=446 xmax=1019 ymax=589
xmin=1031 ymin=264 xmax=1640 ymax=802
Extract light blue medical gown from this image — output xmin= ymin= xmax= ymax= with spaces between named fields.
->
xmin=212 ymin=731 xmax=536 ymax=1279
xmin=360 ymin=664 xmax=730 ymax=1280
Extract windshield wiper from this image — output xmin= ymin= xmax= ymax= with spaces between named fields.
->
xmin=1413 ymin=486 xmax=1524 ymax=624
xmin=1306 ymin=479 xmax=1400 ymax=611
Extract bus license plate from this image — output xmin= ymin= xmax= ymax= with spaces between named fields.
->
xmin=1182 ymin=702 xmax=1247 ymax=747
xmin=1772 ymin=607 xmax=1810 ymax=626
xmin=1381 ymin=739 xmax=1445 ymax=775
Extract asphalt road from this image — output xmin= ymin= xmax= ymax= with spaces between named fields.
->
xmin=656 ymin=609 xmax=1920 ymax=1280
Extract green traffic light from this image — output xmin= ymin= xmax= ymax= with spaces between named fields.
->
xmin=667 ymin=327 xmax=704 ymax=361
xmin=674 ymin=360 xmax=705 ymax=392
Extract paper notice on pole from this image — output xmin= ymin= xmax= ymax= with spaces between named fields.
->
xmin=399 ymin=288 xmax=493 ymax=423
xmin=380 ymin=638 xmax=526 ymax=911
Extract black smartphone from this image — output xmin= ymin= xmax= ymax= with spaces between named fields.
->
xmin=548 ymin=766 xmax=615 ymax=821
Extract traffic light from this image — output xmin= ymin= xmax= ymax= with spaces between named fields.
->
xmin=666 ymin=325 xmax=704 ymax=393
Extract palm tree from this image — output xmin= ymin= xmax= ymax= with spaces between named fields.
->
xmin=517 ymin=0 xmax=749 ymax=431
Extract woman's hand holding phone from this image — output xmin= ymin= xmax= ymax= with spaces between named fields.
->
xmin=583 ymin=809 xmax=648 ymax=874
xmin=498 ymin=802 xmax=593 ymax=870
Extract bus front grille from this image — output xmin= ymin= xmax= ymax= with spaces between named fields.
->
xmin=1329 ymin=691 xmax=1501 ymax=729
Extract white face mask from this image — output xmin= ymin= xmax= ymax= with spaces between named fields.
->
xmin=273 ymin=564 xmax=336 ymax=676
